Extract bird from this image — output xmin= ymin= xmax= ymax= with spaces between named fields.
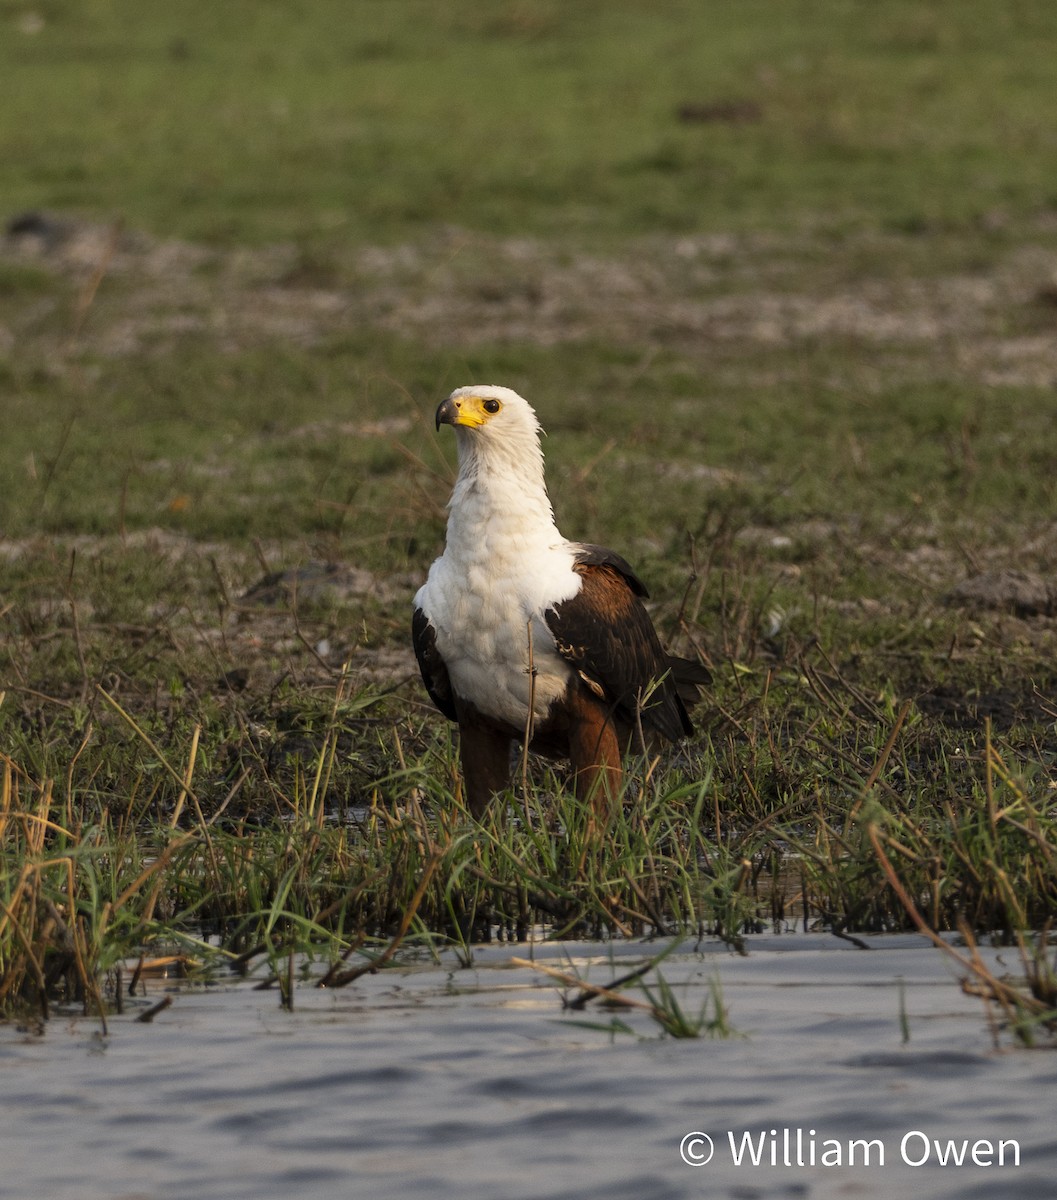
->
xmin=412 ymin=385 xmax=708 ymax=817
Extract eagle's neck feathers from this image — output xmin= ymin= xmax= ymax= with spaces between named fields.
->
xmin=445 ymin=424 xmax=564 ymax=566
xmin=418 ymin=409 xmax=582 ymax=729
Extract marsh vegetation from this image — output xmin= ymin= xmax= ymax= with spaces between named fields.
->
xmin=2 ymin=1 xmax=1057 ymax=1037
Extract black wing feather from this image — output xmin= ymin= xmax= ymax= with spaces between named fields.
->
xmin=412 ymin=607 xmax=457 ymax=722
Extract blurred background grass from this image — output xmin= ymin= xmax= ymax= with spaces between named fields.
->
xmin=1 ymin=0 xmax=1056 ymax=713
xmin=5 ymin=1 xmax=1057 ymax=243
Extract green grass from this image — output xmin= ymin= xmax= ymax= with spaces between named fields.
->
xmin=2 ymin=1 xmax=1057 ymax=1032
xmin=4 ymin=1 xmax=1057 ymax=244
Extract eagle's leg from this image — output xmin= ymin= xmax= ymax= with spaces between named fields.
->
xmin=567 ymin=690 xmax=623 ymax=814
xmin=456 ymin=716 xmax=513 ymax=819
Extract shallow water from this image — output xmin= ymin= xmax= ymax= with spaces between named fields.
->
xmin=2 ymin=934 xmax=1053 ymax=1200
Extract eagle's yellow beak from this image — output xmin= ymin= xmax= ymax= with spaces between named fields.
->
xmin=435 ymin=394 xmax=488 ymax=431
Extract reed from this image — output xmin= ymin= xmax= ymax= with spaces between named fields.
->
xmin=4 ymin=657 xmax=1056 ymax=1033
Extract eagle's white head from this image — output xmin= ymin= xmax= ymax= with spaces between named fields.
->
xmin=436 ymin=385 xmax=541 ymax=438
xmin=436 ymin=384 xmax=547 ymax=488
xmin=435 ymin=384 xmax=559 ymax=542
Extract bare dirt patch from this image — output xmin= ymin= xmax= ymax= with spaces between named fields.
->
xmin=945 ymin=569 xmax=1057 ymax=617
xmin=6 ymin=213 xmax=1057 ymax=387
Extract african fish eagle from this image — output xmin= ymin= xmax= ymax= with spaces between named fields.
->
xmin=412 ymin=385 xmax=707 ymax=816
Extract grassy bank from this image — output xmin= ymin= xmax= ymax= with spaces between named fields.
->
xmin=2 ymin=1 xmax=1057 ymax=1025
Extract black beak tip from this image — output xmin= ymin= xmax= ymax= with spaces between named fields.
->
xmin=435 ymin=398 xmax=455 ymax=431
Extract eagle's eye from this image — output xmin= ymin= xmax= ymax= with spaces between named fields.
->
xmin=483 ymin=398 xmax=501 ymax=414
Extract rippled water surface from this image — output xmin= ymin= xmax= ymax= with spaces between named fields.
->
xmin=2 ymin=934 xmax=1054 ymax=1200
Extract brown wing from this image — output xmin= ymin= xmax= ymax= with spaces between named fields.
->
xmin=412 ymin=606 xmax=457 ymax=722
xmin=570 ymin=543 xmax=650 ymax=597
xmin=545 ymin=551 xmax=694 ymax=742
